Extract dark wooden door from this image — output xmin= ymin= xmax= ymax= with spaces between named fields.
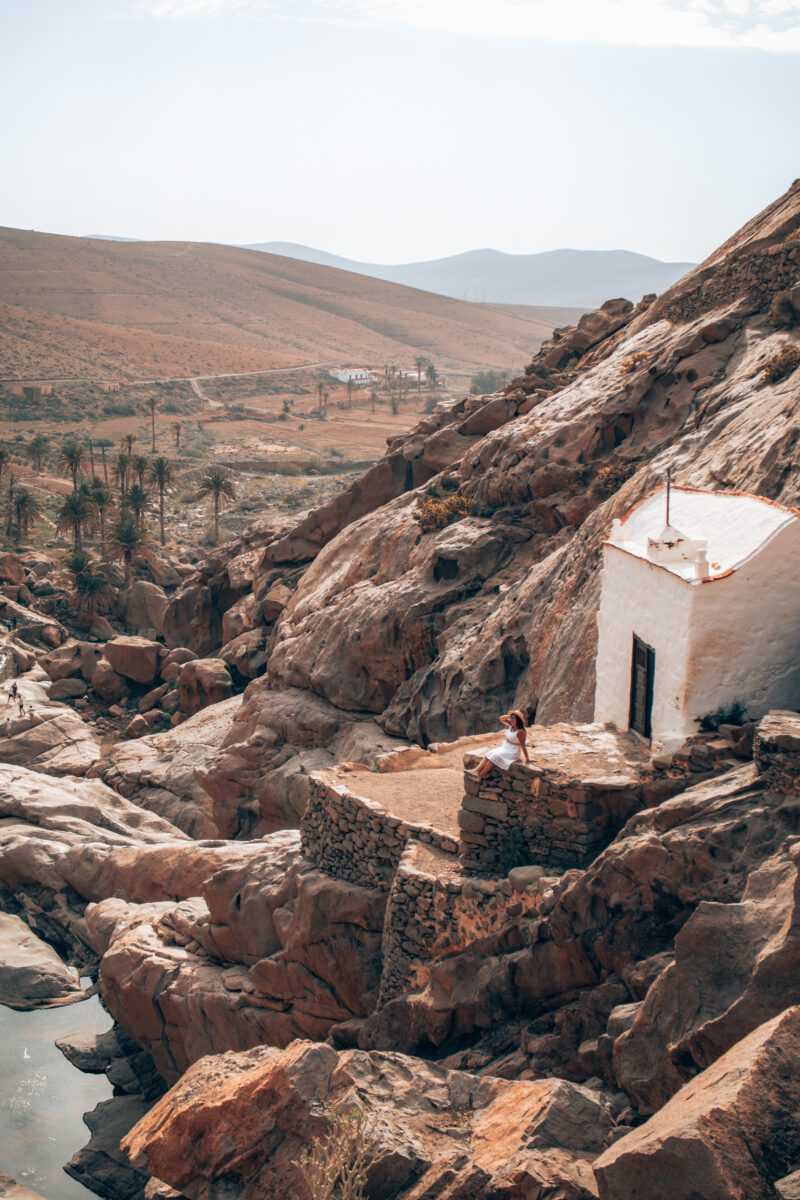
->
xmin=629 ymin=635 xmax=655 ymax=739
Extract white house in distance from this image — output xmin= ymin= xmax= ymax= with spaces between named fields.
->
xmin=594 ymin=483 xmax=800 ymax=752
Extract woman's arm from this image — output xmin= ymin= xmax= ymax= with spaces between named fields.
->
xmin=518 ymin=729 xmax=530 ymax=762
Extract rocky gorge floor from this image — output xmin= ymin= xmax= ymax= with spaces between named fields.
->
xmin=2 ymin=181 xmax=800 ymax=1199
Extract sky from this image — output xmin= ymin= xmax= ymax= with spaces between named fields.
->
xmin=1 ymin=0 xmax=799 ymax=263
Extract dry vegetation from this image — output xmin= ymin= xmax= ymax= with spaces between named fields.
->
xmin=416 ymin=492 xmax=475 ymax=532
xmin=760 ymin=344 xmax=800 ymax=384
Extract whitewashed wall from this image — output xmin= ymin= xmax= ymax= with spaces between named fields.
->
xmin=687 ymin=522 xmax=800 ymax=725
xmin=594 ymin=545 xmax=694 ymax=749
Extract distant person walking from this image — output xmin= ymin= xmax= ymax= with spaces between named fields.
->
xmin=475 ymin=709 xmax=530 ymax=779
xmin=6 ymin=681 xmax=18 ymax=706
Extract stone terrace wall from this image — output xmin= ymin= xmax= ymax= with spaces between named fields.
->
xmin=459 ymin=729 xmax=745 ymax=876
xmin=379 ymin=842 xmax=541 ymax=1005
xmin=302 ymin=775 xmax=458 ymax=891
xmin=459 ymin=761 xmax=649 ymax=875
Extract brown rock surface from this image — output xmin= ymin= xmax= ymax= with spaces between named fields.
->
xmin=614 ymin=838 xmax=800 ymax=1113
xmin=0 ymin=763 xmax=187 ymax=962
xmin=123 ymin=1039 xmax=609 ymax=1200
xmin=91 ymin=696 xmax=242 ymax=837
xmin=124 ymin=580 xmax=169 ymax=637
xmin=0 ymin=910 xmax=83 ymax=1008
xmin=177 ymin=657 xmax=233 ymax=717
xmin=595 ymin=1006 xmax=800 ymax=1200
xmin=105 ymin=635 xmax=162 ymax=684
xmin=0 ymin=674 xmax=101 ymax=776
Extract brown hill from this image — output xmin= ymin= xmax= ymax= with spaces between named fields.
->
xmin=0 ymin=228 xmax=559 ymax=382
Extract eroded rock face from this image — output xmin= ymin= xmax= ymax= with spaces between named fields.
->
xmin=0 ymin=763 xmax=187 ymax=962
xmin=123 ymin=1039 xmax=610 ymax=1200
xmin=197 ymin=683 xmax=408 ymax=838
xmin=0 ymin=674 xmax=101 ymax=776
xmin=91 ymin=697 xmax=242 ymax=837
xmin=595 ymin=1006 xmax=800 ymax=1200
xmin=614 ymin=838 xmax=800 ymax=1113
xmin=92 ymin=837 xmax=387 ymax=1081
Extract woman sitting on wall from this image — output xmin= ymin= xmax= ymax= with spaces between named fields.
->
xmin=476 ymin=709 xmax=530 ymax=778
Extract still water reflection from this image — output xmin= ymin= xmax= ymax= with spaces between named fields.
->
xmin=0 ymin=996 xmax=112 ymax=1200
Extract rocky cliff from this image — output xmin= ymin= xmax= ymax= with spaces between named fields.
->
xmin=2 ymin=182 xmax=800 ymax=1200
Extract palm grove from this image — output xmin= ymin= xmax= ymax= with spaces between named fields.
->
xmin=0 ymin=408 xmax=236 ymax=626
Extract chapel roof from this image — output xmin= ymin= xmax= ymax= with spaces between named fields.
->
xmin=606 ymin=485 xmax=799 ymax=581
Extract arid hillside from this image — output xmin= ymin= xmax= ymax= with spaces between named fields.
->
xmin=0 ymin=227 xmax=559 ymax=382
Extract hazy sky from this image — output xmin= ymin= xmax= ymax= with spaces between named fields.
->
xmin=2 ymin=0 xmax=799 ymax=262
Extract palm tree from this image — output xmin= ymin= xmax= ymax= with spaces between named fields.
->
xmin=60 ymin=440 xmax=84 ymax=490
xmin=415 ymin=356 xmax=428 ymax=394
xmin=89 ymin=478 xmax=112 ymax=554
xmin=147 ymin=396 xmax=158 ymax=452
xmin=115 ymin=452 xmax=130 ymax=497
xmin=110 ymin=511 xmax=146 ymax=586
xmin=174 ymin=422 xmax=182 ymax=452
xmin=148 ymin=456 xmax=173 ymax=546
xmin=28 ymin=434 xmax=48 ymax=474
xmin=4 ymin=473 xmax=15 ymax=539
xmin=124 ymin=433 xmax=136 ymax=456
xmin=197 ymin=466 xmax=235 ymax=544
xmin=425 ymin=362 xmax=439 ymax=390
xmin=11 ymin=487 xmax=40 ymax=544
xmin=74 ymin=563 xmax=111 ymax=624
xmin=100 ymin=444 xmax=109 ymax=486
xmin=56 ymin=488 xmax=95 ymax=551
xmin=124 ymin=483 xmax=150 ymax=531
xmin=132 ymin=454 xmax=149 ymax=489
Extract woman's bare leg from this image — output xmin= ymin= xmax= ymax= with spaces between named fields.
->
xmin=477 ymin=757 xmax=493 ymax=779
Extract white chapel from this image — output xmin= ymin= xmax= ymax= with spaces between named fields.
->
xmin=594 ymin=483 xmax=800 ymax=752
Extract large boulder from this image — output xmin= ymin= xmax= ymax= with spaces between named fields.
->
xmin=162 ymin=583 xmax=220 ymax=656
xmin=178 ymin=657 xmax=233 ymax=717
xmin=42 ymin=641 xmax=104 ymax=683
xmin=220 ymin=593 xmax=260 ymax=643
xmin=104 ymin=636 xmax=162 ymax=685
xmin=122 ymin=1040 xmax=611 ymax=1200
xmin=595 ymin=1006 xmax=800 ymax=1200
xmin=89 ymin=658 xmax=129 ymax=704
xmin=0 ymin=553 xmax=27 ymax=586
xmin=123 ymin=580 xmax=169 ymax=637
xmin=0 ymin=911 xmax=83 ymax=1008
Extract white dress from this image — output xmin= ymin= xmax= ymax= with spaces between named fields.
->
xmin=484 ymin=727 xmax=522 ymax=770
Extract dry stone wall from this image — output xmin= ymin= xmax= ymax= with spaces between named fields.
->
xmin=301 ymin=775 xmax=458 ymax=891
xmin=457 ymin=735 xmax=740 ymax=876
xmin=379 ymin=842 xmax=540 ymax=1004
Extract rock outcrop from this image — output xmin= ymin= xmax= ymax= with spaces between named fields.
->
xmin=91 ymin=696 xmax=242 ymax=837
xmin=123 ymin=1039 xmax=612 ymax=1200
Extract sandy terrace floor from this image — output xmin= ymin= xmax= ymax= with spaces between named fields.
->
xmin=329 ymin=733 xmax=499 ymax=837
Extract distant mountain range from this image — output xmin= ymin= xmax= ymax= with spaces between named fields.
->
xmin=245 ymin=243 xmax=696 ymax=309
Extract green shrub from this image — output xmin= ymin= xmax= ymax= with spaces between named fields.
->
xmin=698 ymin=700 xmax=748 ymax=732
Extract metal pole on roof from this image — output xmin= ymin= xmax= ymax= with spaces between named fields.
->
xmin=666 ymin=466 xmax=672 ymax=527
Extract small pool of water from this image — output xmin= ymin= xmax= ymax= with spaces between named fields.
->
xmin=0 ymin=996 xmax=113 ymax=1200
